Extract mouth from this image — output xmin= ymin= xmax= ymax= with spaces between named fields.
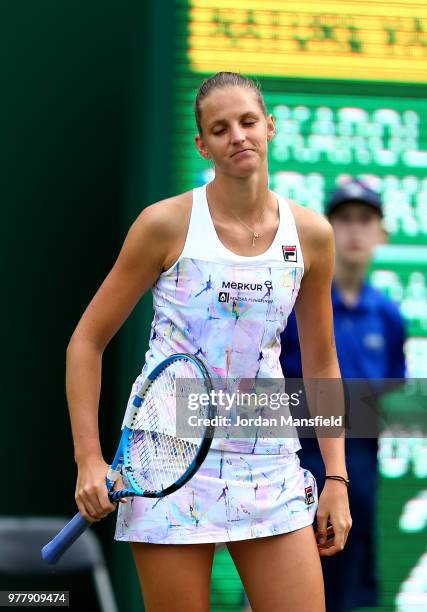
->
xmin=231 ymin=149 xmax=255 ymax=158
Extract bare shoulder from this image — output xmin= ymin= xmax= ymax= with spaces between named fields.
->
xmin=131 ymin=190 xmax=192 ymax=237
xmin=288 ymin=200 xmax=334 ymax=274
xmin=288 ymin=200 xmax=333 ymax=243
xmin=125 ymin=190 xmax=192 ymax=271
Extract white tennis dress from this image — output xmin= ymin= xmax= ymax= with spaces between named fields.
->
xmin=115 ymin=183 xmax=318 ymax=544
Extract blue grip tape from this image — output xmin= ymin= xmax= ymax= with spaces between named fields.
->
xmin=41 ymin=513 xmax=89 ymax=564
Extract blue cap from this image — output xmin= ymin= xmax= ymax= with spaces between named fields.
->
xmin=327 ymin=179 xmax=383 ymax=218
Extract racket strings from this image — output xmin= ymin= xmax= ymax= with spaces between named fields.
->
xmin=126 ymin=359 xmax=210 ymax=492
xmin=133 ymin=432 xmax=198 ymax=491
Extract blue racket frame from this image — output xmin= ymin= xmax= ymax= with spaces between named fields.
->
xmin=41 ymin=353 xmax=215 ymax=564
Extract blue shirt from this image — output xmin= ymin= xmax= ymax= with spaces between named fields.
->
xmin=280 ymin=280 xmax=406 ymax=380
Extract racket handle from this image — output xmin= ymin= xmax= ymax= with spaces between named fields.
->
xmin=41 ymin=513 xmax=89 ymax=564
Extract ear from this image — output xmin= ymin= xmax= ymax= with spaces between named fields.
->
xmin=195 ymin=133 xmax=211 ymax=159
xmin=378 ymin=222 xmax=388 ymax=245
xmin=266 ymin=113 xmax=275 ymax=142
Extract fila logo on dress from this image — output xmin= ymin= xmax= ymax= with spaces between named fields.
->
xmin=282 ymin=245 xmax=297 ymax=262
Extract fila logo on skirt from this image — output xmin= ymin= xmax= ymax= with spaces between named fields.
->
xmin=305 ymin=486 xmax=315 ymax=505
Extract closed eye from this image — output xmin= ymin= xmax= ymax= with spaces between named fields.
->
xmin=212 ymin=120 xmax=257 ymax=135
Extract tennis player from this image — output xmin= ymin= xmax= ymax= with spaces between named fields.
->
xmin=67 ymin=72 xmax=351 ymax=611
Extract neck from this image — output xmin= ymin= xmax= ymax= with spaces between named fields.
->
xmin=207 ymin=170 xmax=271 ymax=219
xmin=334 ymin=260 xmax=367 ymax=301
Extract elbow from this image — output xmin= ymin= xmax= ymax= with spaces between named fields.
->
xmin=301 ymin=354 xmax=341 ymax=378
xmin=66 ymin=332 xmax=104 ymax=357
xmin=66 ymin=331 xmax=82 ymax=354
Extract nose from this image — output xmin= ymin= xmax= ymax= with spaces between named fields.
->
xmin=349 ymin=219 xmax=365 ymax=231
xmin=229 ymin=124 xmax=246 ymax=144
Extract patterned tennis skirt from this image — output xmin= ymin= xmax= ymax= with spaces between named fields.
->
xmin=114 ymin=449 xmax=318 ymax=545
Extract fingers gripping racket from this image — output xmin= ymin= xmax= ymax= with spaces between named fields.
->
xmin=42 ymin=353 xmax=215 ymax=564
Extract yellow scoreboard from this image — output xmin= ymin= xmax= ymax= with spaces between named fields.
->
xmin=188 ymin=0 xmax=427 ymax=82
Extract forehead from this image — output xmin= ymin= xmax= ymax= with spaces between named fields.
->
xmin=199 ymin=86 xmax=262 ymax=124
xmin=332 ymin=201 xmax=381 ymax=220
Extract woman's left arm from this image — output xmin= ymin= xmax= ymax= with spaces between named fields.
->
xmin=293 ymin=210 xmax=352 ymax=556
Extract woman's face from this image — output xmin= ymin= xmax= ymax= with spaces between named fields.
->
xmin=195 ymin=86 xmax=275 ymax=178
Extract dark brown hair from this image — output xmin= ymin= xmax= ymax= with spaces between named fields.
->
xmin=194 ymin=71 xmax=267 ymax=134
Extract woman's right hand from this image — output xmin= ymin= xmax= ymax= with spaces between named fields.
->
xmin=75 ymin=456 xmax=127 ymax=523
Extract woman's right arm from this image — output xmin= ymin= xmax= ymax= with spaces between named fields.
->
xmin=67 ymin=199 xmax=186 ymax=523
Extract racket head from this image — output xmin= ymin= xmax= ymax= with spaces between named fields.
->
xmin=113 ymin=353 xmax=215 ymax=499
xmin=41 ymin=354 xmax=216 ymax=565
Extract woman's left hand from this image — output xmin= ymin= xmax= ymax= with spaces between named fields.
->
xmin=314 ymin=479 xmax=352 ymax=556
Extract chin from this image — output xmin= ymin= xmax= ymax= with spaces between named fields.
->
xmin=343 ymin=254 xmax=370 ymax=267
xmin=227 ymin=161 xmax=261 ymax=178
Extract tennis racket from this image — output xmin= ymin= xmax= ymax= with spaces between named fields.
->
xmin=41 ymin=353 xmax=215 ymax=564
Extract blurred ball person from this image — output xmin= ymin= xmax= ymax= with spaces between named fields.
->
xmin=280 ymin=179 xmax=406 ymax=611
